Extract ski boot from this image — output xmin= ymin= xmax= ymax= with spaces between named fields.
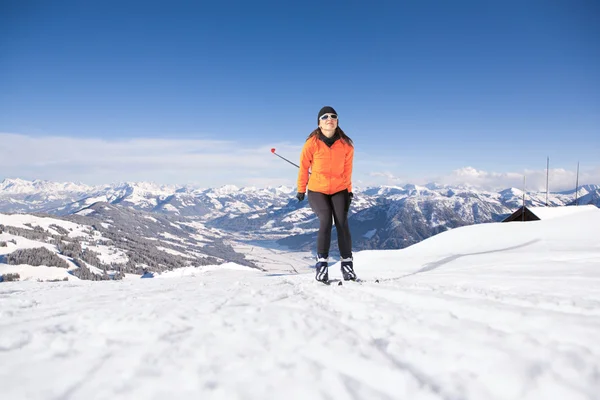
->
xmin=315 ymin=254 xmax=329 ymax=283
xmin=341 ymin=257 xmax=356 ymax=281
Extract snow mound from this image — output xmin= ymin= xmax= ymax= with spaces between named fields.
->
xmin=528 ymin=204 xmax=596 ymax=220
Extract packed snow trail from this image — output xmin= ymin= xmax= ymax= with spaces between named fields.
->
xmin=1 ymin=266 xmax=599 ymax=400
xmin=1 ymin=206 xmax=599 ymax=399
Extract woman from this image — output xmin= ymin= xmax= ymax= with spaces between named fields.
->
xmin=296 ymin=106 xmax=356 ymax=283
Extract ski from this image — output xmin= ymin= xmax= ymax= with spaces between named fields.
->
xmin=317 ymin=277 xmax=379 ymax=286
xmin=317 ymin=278 xmax=338 ymax=286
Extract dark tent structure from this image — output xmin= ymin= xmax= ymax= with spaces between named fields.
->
xmin=503 ymin=205 xmax=597 ymax=222
xmin=502 ymin=206 xmax=541 ymax=222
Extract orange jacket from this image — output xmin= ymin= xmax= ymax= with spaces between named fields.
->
xmin=297 ymin=136 xmax=354 ymax=195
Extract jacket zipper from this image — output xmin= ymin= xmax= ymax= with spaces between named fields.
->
xmin=329 ymin=142 xmax=333 ymax=194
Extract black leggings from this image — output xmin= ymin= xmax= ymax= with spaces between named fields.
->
xmin=307 ymin=189 xmax=352 ymax=259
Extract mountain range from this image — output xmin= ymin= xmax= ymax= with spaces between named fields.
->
xmin=1 ymin=178 xmax=599 ymax=274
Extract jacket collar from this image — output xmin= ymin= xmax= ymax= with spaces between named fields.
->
xmin=318 ymin=131 xmax=340 ymax=147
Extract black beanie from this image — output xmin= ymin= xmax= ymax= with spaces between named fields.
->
xmin=317 ymin=106 xmax=338 ymax=123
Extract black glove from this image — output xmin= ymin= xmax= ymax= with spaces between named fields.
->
xmin=296 ymin=192 xmax=305 ymax=202
xmin=349 ymin=192 xmax=354 ymax=203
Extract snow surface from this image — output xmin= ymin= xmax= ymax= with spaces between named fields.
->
xmin=0 ymin=264 xmax=77 ymax=281
xmin=155 ymin=246 xmax=196 ymax=259
xmin=162 ymin=203 xmax=179 ymax=213
xmin=363 ymin=228 xmax=377 ymax=239
xmin=80 ymin=243 xmax=129 ymax=265
xmin=0 ymin=213 xmax=132 ymax=277
xmin=0 ymin=232 xmax=57 ymax=255
xmin=528 ymin=204 xmax=596 ymax=220
xmin=159 ymin=232 xmax=186 ymax=242
xmin=157 ymin=262 xmax=256 ymax=278
xmin=0 ymin=178 xmax=92 ymax=194
xmin=1 ymin=207 xmax=600 ymax=399
xmin=0 ymin=213 xmax=89 ymax=238
xmin=75 ymin=208 xmax=95 ymax=216
xmin=229 ymin=240 xmax=314 ymax=273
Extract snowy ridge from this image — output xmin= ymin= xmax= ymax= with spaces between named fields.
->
xmin=0 ymin=208 xmax=257 ymax=281
xmin=0 ymin=206 xmax=599 ymax=399
xmin=2 ymin=178 xmax=598 ymax=219
xmin=528 ymin=204 xmax=596 ymax=220
xmin=0 ymin=178 xmax=93 ymax=194
xmin=0 ymin=178 xmax=298 ymax=216
xmin=2 ymin=178 xmax=600 ymax=259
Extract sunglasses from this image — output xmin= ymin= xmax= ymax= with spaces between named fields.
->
xmin=319 ymin=114 xmax=338 ymax=121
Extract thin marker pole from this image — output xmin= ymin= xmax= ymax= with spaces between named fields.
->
xmin=545 ymin=156 xmax=549 ymax=206
xmin=522 ymin=175 xmax=526 ymax=221
xmin=575 ymin=162 xmax=580 ymax=206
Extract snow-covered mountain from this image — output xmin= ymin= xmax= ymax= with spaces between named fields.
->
xmin=2 ymin=178 xmax=598 ymax=218
xmin=0 ymin=178 xmax=95 ymax=214
xmin=0 ymin=178 xmax=296 ymax=217
xmin=0 ymin=203 xmax=263 ymax=281
xmin=0 ymin=178 xmax=93 ymax=194
xmin=1 ymin=179 xmax=599 ymax=258
xmin=2 ymin=205 xmax=599 ymax=399
xmin=566 ymin=184 xmax=600 ymax=207
xmin=214 ymin=183 xmax=600 ymax=255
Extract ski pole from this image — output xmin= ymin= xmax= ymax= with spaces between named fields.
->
xmin=270 ymin=148 xmax=301 ymax=169
xmin=271 ymin=148 xmax=311 ymax=177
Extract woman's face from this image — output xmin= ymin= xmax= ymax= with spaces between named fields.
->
xmin=319 ymin=113 xmax=338 ymax=131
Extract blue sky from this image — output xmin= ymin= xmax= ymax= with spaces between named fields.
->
xmin=1 ymin=0 xmax=599 ymax=190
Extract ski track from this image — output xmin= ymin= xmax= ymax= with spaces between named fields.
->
xmin=0 ymin=271 xmax=599 ymax=400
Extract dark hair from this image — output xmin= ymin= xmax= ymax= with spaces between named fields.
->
xmin=306 ymin=127 xmax=354 ymax=147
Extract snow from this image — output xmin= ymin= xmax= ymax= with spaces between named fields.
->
xmin=261 ymin=219 xmax=276 ymax=229
xmin=212 ymin=184 xmax=240 ymax=195
xmin=157 ymin=262 xmax=257 ymax=278
xmin=0 ymin=264 xmax=77 ymax=281
xmin=0 ymin=213 xmax=88 ymax=238
xmin=159 ymin=232 xmax=186 ymax=242
xmin=1 ymin=207 xmax=599 ymax=399
xmin=162 ymin=204 xmax=179 ymax=213
xmin=75 ymin=208 xmax=95 ymax=216
xmin=184 ymin=249 xmax=213 ymax=259
xmin=363 ymin=229 xmax=377 ymax=239
xmin=528 ymin=204 xmax=596 ymax=220
xmin=155 ymin=246 xmax=195 ymax=259
xmin=229 ymin=240 xmax=314 ymax=273
xmin=81 ymin=243 xmax=128 ymax=265
xmin=281 ymin=208 xmax=313 ymax=223
xmin=227 ymin=201 xmax=253 ymax=213
xmin=0 ymin=233 xmax=56 ymax=255
xmin=56 ymin=253 xmax=79 ymax=270
xmin=0 ymin=178 xmax=92 ymax=194
xmin=82 ymin=195 xmax=110 ymax=205
xmin=87 ymin=264 xmax=105 ymax=275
